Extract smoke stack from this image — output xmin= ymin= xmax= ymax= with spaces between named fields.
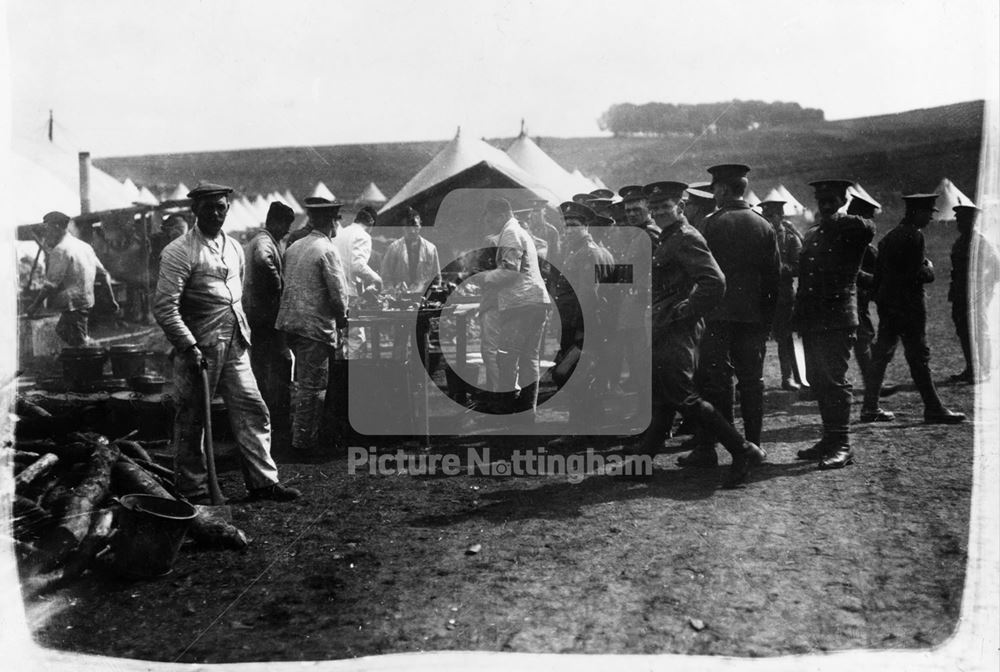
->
xmin=78 ymin=152 xmax=91 ymax=214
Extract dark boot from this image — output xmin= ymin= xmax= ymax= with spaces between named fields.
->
xmin=797 ymin=438 xmax=833 ymax=460
xmin=739 ymin=388 xmax=764 ymax=447
xmin=688 ymin=400 xmax=765 ymax=488
xmin=818 ymin=445 xmax=854 ymax=470
xmin=910 ymin=360 xmax=965 ymax=423
xmin=677 ymin=445 xmax=719 ymax=468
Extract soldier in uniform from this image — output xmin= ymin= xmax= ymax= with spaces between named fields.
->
xmin=527 ymin=199 xmax=562 ymax=269
xmin=948 ymin=204 xmax=998 ymax=384
xmin=760 ymin=199 xmax=804 ymax=390
xmin=628 ymin=181 xmax=766 ymax=488
xmin=683 ymin=182 xmax=716 ymax=232
xmin=860 ymin=194 xmax=966 ymax=424
xmin=792 ymin=179 xmax=875 ymax=469
xmin=846 ymin=193 xmax=898 ymax=418
xmin=617 ymin=185 xmax=661 ymax=394
xmin=548 ymin=202 xmax=615 ymax=447
xmin=679 ymin=164 xmax=779 ymax=468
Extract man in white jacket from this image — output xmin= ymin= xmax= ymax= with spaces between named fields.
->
xmin=333 ymin=206 xmax=382 ymax=357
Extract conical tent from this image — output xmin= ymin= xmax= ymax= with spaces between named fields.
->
xmin=282 ymin=189 xmax=304 ymax=214
xmin=506 ymin=132 xmax=582 ymax=201
xmin=136 ymin=186 xmax=160 ymax=205
xmin=121 ymin=178 xmax=141 ymax=202
xmin=745 ymin=189 xmax=761 ymax=207
xmin=933 ymin=178 xmax=974 ymax=221
xmin=761 ymin=187 xmax=801 ymax=217
xmin=224 ymin=197 xmax=261 ymax=234
xmin=251 ymin=194 xmax=270 ymax=222
xmin=311 ymin=182 xmax=336 ymax=201
xmin=356 ymin=182 xmax=389 ymax=205
xmin=590 ymin=175 xmax=609 ymax=191
xmin=775 ymin=184 xmax=807 ymax=215
xmin=167 ymin=182 xmax=190 ymax=201
xmin=377 ymin=127 xmax=559 ymax=253
xmin=570 ymin=168 xmax=597 ymax=193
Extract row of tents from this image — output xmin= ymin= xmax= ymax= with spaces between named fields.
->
xmin=12 ymin=124 xmax=977 ymax=235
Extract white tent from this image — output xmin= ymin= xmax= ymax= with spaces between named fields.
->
xmin=356 ymin=182 xmax=388 ymax=205
xmin=311 ymin=182 xmax=336 ymax=201
xmin=933 ymin=178 xmax=975 ymax=221
xmin=379 ymin=127 xmax=558 ymax=216
xmin=569 ymin=168 xmax=598 ymax=194
xmin=282 ymin=189 xmax=304 ymax=214
xmin=745 ymin=189 xmax=761 ymax=207
xmin=506 ymin=132 xmax=584 ymax=201
xmin=121 ymin=178 xmax=141 ymax=202
xmin=775 ymin=184 xmax=807 ymax=215
xmin=167 ymin=182 xmax=190 ymax=201
xmin=590 ymin=175 xmax=609 ymax=191
xmin=251 ymin=194 xmax=271 ymax=222
xmin=224 ymin=197 xmax=262 ymax=234
xmin=135 ymin=186 xmax=160 ymax=205
xmin=11 ymin=134 xmax=137 ymax=224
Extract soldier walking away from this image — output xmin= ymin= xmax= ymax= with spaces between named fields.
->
xmin=793 ymin=180 xmax=875 ymax=469
xmin=153 ymin=183 xmax=300 ymax=502
xmin=760 ymin=199 xmax=804 ymax=390
xmin=275 ymin=197 xmax=350 ymax=456
xmin=948 ymin=204 xmax=998 ymax=384
xmin=679 ymin=164 xmax=779 ymax=469
xmin=243 ymin=201 xmax=295 ymax=431
xmin=27 ymin=211 xmax=120 ymax=345
xmin=860 ymin=193 xmax=966 ymax=425
xmin=627 ymin=181 xmax=766 ymax=489
xmin=846 ymin=193 xmax=899 ymax=410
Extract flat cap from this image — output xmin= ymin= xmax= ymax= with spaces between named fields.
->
xmin=589 ymin=188 xmax=615 ymax=199
xmin=846 ymin=193 xmax=880 ymax=218
xmin=809 ymin=179 xmax=854 ymax=196
xmin=266 ymin=201 xmax=295 ymax=224
xmin=707 ymin=164 xmax=751 ymax=183
xmin=618 ymin=185 xmax=646 ymax=202
xmin=643 ymin=181 xmax=689 ymax=203
xmin=42 ymin=210 xmax=72 ymax=226
xmin=560 ymin=201 xmax=595 ymax=225
xmin=902 ymin=193 xmax=939 ymax=211
xmin=187 ymin=182 xmax=234 ymax=199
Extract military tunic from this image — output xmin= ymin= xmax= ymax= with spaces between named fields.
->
xmin=552 ymin=233 xmax=610 ymax=355
xmin=862 ymin=221 xmax=949 ymax=415
xmin=698 ymin=200 xmax=781 ymax=445
xmin=793 ymin=212 xmax=874 ymax=447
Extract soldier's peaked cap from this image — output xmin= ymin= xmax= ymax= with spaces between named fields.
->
xmin=618 ymin=185 xmax=646 ymax=202
xmin=953 ymin=204 xmax=980 ymax=214
xmin=643 ymin=181 xmax=689 ymax=203
xmin=902 ymin=193 xmax=939 ymax=211
xmin=759 ymin=199 xmax=787 ymax=209
xmin=846 ymin=193 xmax=880 ymax=217
xmin=808 ymin=179 xmax=853 ymax=196
xmin=572 ymin=193 xmax=597 ymax=205
xmin=187 ymin=182 xmax=234 ymax=199
xmin=707 ymin=164 xmax=751 ymax=183
xmin=560 ymin=201 xmax=595 ymax=224
xmin=589 ymin=188 xmax=615 ymax=199
xmin=591 ymin=214 xmax=615 ymax=227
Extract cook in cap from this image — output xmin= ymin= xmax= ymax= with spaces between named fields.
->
xmin=187 ymin=182 xmax=234 ymax=200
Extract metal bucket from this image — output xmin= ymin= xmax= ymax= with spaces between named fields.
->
xmin=109 ymin=344 xmax=147 ymax=379
xmin=59 ymin=346 xmax=107 ymax=391
xmin=111 ymin=494 xmax=196 ymax=579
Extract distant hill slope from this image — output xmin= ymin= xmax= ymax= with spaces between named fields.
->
xmin=96 ymin=100 xmax=983 ymax=219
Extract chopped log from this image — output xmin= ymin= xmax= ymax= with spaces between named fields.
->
xmin=112 ymin=456 xmax=249 ymax=550
xmin=15 ymin=397 xmax=52 ymax=420
xmin=116 ymin=440 xmax=153 ymax=464
xmin=62 ymin=508 xmax=116 ymax=581
xmin=37 ymin=440 xmax=120 ymax=569
xmin=14 ymin=453 xmax=59 ymax=489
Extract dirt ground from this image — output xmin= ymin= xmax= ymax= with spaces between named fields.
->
xmin=17 ymin=225 xmax=984 ymax=663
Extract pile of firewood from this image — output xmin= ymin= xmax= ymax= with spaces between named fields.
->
xmin=8 ymin=398 xmax=249 ymax=594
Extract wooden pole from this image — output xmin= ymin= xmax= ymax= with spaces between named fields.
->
xmin=78 ymin=152 xmax=91 ymax=215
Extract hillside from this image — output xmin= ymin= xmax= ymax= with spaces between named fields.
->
xmin=96 ymin=100 xmax=984 ymax=221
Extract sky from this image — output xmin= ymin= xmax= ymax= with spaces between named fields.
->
xmin=3 ymin=0 xmax=998 ymax=156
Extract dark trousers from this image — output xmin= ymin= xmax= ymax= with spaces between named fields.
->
xmin=642 ymin=318 xmax=745 ymax=455
xmin=951 ymin=301 xmax=973 ymax=374
xmin=862 ymin=309 xmax=944 ymax=415
xmin=802 ymin=329 xmax=855 ymax=446
xmin=853 ymin=305 xmax=875 ymax=382
xmin=699 ymin=321 xmax=768 ymax=446
xmin=248 ymin=325 xmax=292 ymax=432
